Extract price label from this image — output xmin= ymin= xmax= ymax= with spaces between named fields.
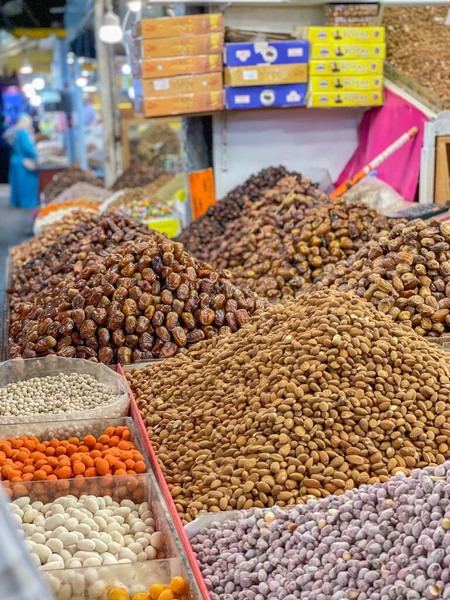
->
xmin=188 ymin=168 xmax=216 ymax=221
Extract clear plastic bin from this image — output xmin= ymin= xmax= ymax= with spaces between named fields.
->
xmin=1 ymin=416 xmax=204 ymax=599
xmin=0 ymin=357 xmax=130 ymax=424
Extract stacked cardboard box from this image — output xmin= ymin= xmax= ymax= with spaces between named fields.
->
xmin=307 ymin=26 xmax=385 ymax=107
xmin=223 ymin=40 xmax=309 ymax=110
xmin=131 ymin=14 xmax=224 ymax=117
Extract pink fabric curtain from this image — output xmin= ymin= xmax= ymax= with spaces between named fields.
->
xmin=336 ymin=88 xmax=429 ymax=202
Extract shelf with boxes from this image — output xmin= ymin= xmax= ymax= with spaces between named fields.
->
xmin=130 ymin=14 xmax=225 ymax=118
xmin=306 ymin=25 xmax=385 ymax=107
xmin=128 ymin=12 xmax=387 ymax=115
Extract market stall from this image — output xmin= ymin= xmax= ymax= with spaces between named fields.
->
xmin=4 ymin=2 xmax=450 ymax=600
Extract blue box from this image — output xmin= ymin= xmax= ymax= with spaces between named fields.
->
xmin=225 ymin=84 xmax=307 ymax=110
xmin=224 ymin=41 xmax=309 ymax=66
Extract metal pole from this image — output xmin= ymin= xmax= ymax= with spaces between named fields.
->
xmin=94 ymin=0 xmax=123 ymax=186
xmin=58 ymin=38 xmax=76 ymax=164
xmin=73 ymin=59 xmax=88 ymax=169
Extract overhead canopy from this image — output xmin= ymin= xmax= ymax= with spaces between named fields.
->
xmin=0 ymin=0 xmax=66 ymax=32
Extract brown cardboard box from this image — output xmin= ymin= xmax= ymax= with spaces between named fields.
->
xmin=224 ymin=64 xmax=308 ymax=87
xmin=136 ymin=90 xmax=224 ymax=117
xmin=135 ymin=33 xmax=224 ymax=59
xmin=139 ymin=73 xmax=223 ymax=97
xmin=133 ymin=54 xmax=223 ymax=79
xmin=134 ymin=14 xmax=223 ymax=39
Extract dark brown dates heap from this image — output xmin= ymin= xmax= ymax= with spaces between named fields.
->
xmin=321 ymin=218 xmax=450 ymax=337
xmin=9 ymin=215 xmax=152 ymax=306
xmin=9 ymin=237 xmax=264 ymax=364
xmin=111 ymin=164 xmax=166 ymax=191
xmin=43 ymin=166 xmax=104 ymax=204
xmin=177 ymin=166 xmax=302 ymax=256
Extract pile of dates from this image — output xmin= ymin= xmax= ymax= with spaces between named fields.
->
xmin=9 ymin=215 xmax=152 ymax=306
xmin=322 ymin=218 xmax=450 ymax=337
xmin=177 ymin=166 xmax=302 ymax=256
xmin=9 ymin=236 xmax=265 ymax=364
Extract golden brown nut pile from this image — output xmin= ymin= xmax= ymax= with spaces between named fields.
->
xmin=129 ymin=290 xmax=450 ymax=523
xmin=384 ymin=5 xmax=450 ymax=107
xmin=9 ymin=237 xmax=264 ymax=364
xmin=322 ymin=219 xmax=450 ymax=337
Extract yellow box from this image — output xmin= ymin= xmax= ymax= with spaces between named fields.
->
xmin=308 ymin=26 xmax=384 ymax=43
xmin=309 ymin=59 xmax=383 ymax=76
xmin=136 ymin=90 xmax=224 ymax=117
xmin=135 ymin=14 xmax=223 ymax=39
xmin=309 ymin=90 xmax=384 ymax=107
xmin=224 ymin=64 xmax=308 ymax=87
xmin=136 ymin=55 xmax=223 ymax=79
xmin=309 ymin=74 xmax=383 ymax=92
xmin=139 ymin=73 xmax=223 ymax=97
xmin=136 ymin=33 xmax=224 ymax=59
xmin=310 ymin=42 xmax=385 ymax=60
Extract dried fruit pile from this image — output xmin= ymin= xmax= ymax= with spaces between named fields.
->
xmin=322 ymin=219 xmax=450 ymax=337
xmin=43 ymin=166 xmax=104 ymax=204
xmin=194 ymin=184 xmax=396 ymax=300
xmin=384 ymin=5 xmax=450 ymax=107
xmin=177 ymin=166 xmax=301 ymax=256
xmin=128 ymin=290 xmax=450 ymax=523
xmin=112 ymin=165 xmax=166 ymax=192
xmin=191 ymin=465 xmax=450 ymax=600
xmin=9 ymin=236 xmax=263 ymax=364
xmin=9 ymin=214 xmax=151 ymax=306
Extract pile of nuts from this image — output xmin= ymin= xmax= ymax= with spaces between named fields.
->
xmin=384 ymin=5 xmax=450 ymax=107
xmin=43 ymin=166 xmax=105 ymax=204
xmin=12 ymin=495 xmax=162 ymax=570
xmin=177 ymin=166 xmax=301 ymax=256
xmin=51 ymin=183 xmax=112 ymax=205
xmin=9 ymin=214 xmax=152 ymax=305
xmin=9 ymin=236 xmax=264 ymax=364
xmin=322 ymin=219 xmax=450 ymax=337
xmin=112 ymin=165 xmax=166 ymax=192
xmin=0 ymin=373 xmax=121 ymax=418
xmin=191 ymin=463 xmax=450 ymax=600
xmin=129 ymin=290 xmax=450 ymax=523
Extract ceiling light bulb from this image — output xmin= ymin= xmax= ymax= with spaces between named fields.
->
xmin=22 ymin=83 xmax=35 ymax=98
xmin=99 ymin=9 xmax=123 ymax=44
xmin=127 ymin=0 xmax=142 ymax=12
xmin=76 ymin=76 xmax=88 ymax=88
xmin=121 ymin=64 xmax=131 ymax=75
xmin=30 ymin=95 xmax=42 ymax=107
xmin=32 ymin=77 xmax=45 ymax=91
xmin=19 ymin=57 xmax=33 ymax=75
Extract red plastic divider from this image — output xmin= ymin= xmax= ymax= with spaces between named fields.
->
xmin=118 ymin=365 xmax=212 ymax=600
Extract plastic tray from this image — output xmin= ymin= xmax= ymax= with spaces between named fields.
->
xmin=0 ymin=356 xmax=131 ymax=424
xmin=1 ymin=416 xmax=203 ymax=599
xmin=1 ymin=254 xmax=11 ymax=362
xmin=117 ymin=365 xmax=212 ymax=600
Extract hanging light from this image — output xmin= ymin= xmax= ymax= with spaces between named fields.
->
xmin=30 ymin=95 xmax=42 ymax=107
xmin=67 ymin=52 xmax=75 ymax=65
xmin=19 ymin=57 xmax=33 ymax=75
xmin=22 ymin=83 xmax=35 ymax=98
xmin=32 ymin=77 xmax=45 ymax=91
xmin=121 ymin=64 xmax=131 ymax=75
xmin=81 ymin=69 xmax=90 ymax=77
xmin=128 ymin=86 xmax=135 ymax=99
xmin=99 ymin=0 xmax=123 ymax=44
xmin=76 ymin=76 xmax=88 ymax=88
xmin=127 ymin=0 xmax=142 ymax=12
